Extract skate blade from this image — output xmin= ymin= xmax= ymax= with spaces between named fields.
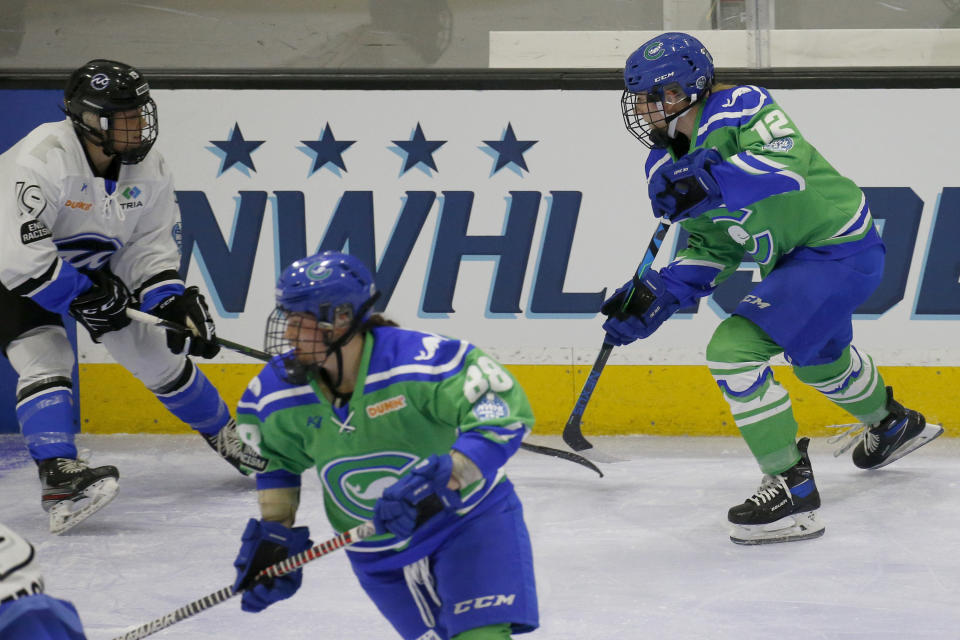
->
xmin=729 ymin=510 xmax=825 ymax=545
xmin=49 ymin=477 xmax=119 ymax=535
xmin=866 ymin=422 xmax=945 ymax=470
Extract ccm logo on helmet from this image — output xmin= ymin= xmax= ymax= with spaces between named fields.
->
xmin=453 ymin=594 xmax=516 ymax=614
xmin=654 ymin=72 xmax=676 ymax=83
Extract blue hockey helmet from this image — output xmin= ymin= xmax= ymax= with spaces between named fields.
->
xmin=267 ymin=251 xmax=379 ymax=385
xmin=274 ymin=251 xmax=377 ymax=326
xmin=621 ymin=32 xmax=714 ymax=148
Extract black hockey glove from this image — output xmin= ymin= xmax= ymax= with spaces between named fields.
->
xmin=69 ymin=270 xmax=132 ymax=341
xmin=153 ymin=286 xmax=221 ymax=358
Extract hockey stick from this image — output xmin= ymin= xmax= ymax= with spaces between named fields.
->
xmin=125 ymin=308 xmax=271 ymax=361
xmin=126 ymin=308 xmax=603 ymax=477
xmin=562 ymin=221 xmax=671 ymax=452
xmin=111 ymin=521 xmax=375 ymax=640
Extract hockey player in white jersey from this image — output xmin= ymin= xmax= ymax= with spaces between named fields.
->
xmin=0 ymin=59 xmax=266 ymax=534
xmin=0 ymin=522 xmax=88 ymax=639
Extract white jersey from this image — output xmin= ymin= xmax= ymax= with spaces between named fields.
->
xmin=0 ymin=118 xmax=183 ymax=315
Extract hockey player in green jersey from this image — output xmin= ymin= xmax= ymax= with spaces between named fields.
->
xmin=601 ymin=32 xmax=943 ymax=544
xmin=230 ymin=251 xmax=539 ymax=639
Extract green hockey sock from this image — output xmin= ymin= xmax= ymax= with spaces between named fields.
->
xmin=792 ymin=345 xmax=889 ymax=424
xmin=453 ymin=623 xmax=513 ymax=639
xmin=707 ymin=315 xmax=800 ymax=475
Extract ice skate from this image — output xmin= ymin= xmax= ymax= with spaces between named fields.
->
xmin=202 ymin=418 xmax=267 ymax=475
xmin=39 ymin=457 xmax=119 ymax=535
xmin=728 ymin=438 xmax=824 ymax=545
xmin=851 ymin=387 xmax=943 ymax=470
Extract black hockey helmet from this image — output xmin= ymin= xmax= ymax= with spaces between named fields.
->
xmin=64 ymin=59 xmax=158 ymax=164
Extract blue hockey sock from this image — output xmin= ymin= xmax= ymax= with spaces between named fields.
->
xmin=18 ymin=388 xmax=78 ymax=461
xmin=154 ymin=361 xmax=230 ymax=434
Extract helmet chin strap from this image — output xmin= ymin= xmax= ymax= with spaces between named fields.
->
xmin=311 ymin=291 xmax=382 ymax=400
xmin=649 ymin=98 xmax=698 ymax=148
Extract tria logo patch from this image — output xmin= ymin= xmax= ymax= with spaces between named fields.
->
xmin=121 ymin=186 xmax=142 ymax=199
xmin=366 ymin=395 xmax=407 ymax=418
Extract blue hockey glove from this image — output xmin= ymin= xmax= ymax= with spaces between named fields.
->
xmin=600 ymin=269 xmax=681 ymax=346
xmin=648 ymin=148 xmax=724 ymax=222
xmin=232 ymin=518 xmax=312 ymax=613
xmin=373 ymin=454 xmax=461 ymax=538
xmin=153 ymin=286 xmax=221 ymax=359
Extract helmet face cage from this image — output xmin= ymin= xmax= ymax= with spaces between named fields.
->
xmin=64 ymin=59 xmax=159 ymax=164
xmin=265 ymin=303 xmax=356 ymax=385
xmin=621 ymin=33 xmax=714 ymax=148
xmin=621 ymin=82 xmax=691 ymax=149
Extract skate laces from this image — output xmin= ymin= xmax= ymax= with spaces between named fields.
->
xmin=56 ymin=458 xmax=89 ymax=474
xmin=213 ymin=424 xmax=243 ymax=457
xmin=826 ymin=423 xmax=866 ymax=457
xmin=748 ymin=475 xmax=788 ymax=505
xmin=213 ymin=420 xmax=257 ymax=459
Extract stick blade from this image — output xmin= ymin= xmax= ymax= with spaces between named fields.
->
xmin=562 ymin=417 xmax=594 ymax=452
xmin=519 ymin=442 xmax=603 ymax=477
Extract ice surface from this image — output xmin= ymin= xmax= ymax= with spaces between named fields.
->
xmin=1 ymin=434 xmax=957 ymax=639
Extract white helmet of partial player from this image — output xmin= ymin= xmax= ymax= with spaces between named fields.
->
xmin=0 ymin=522 xmax=45 ymax=603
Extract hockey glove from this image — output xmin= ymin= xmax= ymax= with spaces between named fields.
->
xmin=232 ymin=518 xmax=312 ymax=613
xmin=68 ymin=270 xmax=132 ymax=341
xmin=600 ymin=269 xmax=681 ymax=346
xmin=373 ymin=454 xmax=461 ymax=539
xmin=648 ymin=148 xmax=724 ymax=222
xmin=153 ymin=286 xmax=221 ymax=358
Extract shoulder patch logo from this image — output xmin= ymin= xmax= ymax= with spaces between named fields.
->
xmin=171 ymin=222 xmax=183 ymax=255
xmin=366 ymin=395 xmax=407 ymax=419
xmin=762 ymin=137 xmax=795 ymax=153
xmin=20 ymin=220 xmax=51 ymax=245
xmin=472 ymin=392 xmax=510 ymax=421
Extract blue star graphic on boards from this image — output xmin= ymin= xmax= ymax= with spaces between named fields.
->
xmin=208 ymin=123 xmax=265 ymax=177
xmin=482 ymin=123 xmax=538 ymax=176
xmin=299 ymin=124 xmax=356 ymax=177
xmin=391 ymin=123 xmax=446 ymax=176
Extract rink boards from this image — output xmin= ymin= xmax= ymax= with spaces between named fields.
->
xmin=82 ymin=362 xmax=958 ymax=437
xmin=0 ymin=87 xmax=957 ymax=436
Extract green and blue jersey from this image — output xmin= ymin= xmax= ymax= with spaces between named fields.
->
xmin=646 ymin=85 xmax=883 ymax=305
xmin=236 ymin=325 xmax=534 ymax=570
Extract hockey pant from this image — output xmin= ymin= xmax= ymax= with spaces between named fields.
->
xmin=5 ymin=318 xmax=230 ymax=461
xmin=349 ymin=492 xmax=538 ymax=640
xmin=0 ymin=595 xmax=88 ymax=640
xmin=705 ymin=245 xmax=888 ymax=475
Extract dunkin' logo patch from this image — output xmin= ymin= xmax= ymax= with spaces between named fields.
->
xmin=366 ymin=395 xmax=407 ymax=418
